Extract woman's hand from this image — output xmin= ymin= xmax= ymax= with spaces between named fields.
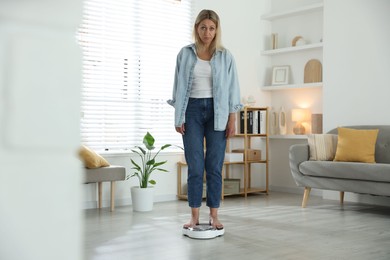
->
xmin=225 ymin=113 xmax=236 ymax=138
xmin=175 ymin=124 xmax=185 ymax=135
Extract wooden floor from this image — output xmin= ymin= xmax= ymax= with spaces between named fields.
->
xmin=84 ymin=192 xmax=390 ymax=260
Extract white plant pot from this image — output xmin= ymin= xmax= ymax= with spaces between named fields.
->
xmin=130 ymin=186 xmax=154 ymax=212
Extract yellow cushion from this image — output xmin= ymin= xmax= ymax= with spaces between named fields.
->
xmin=334 ymin=127 xmax=379 ymax=163
xmin=78 ymin=145 xmax=110 ymax=169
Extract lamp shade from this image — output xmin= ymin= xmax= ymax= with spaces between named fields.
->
xmin=292 ymin=109 xmax=310 ymax=122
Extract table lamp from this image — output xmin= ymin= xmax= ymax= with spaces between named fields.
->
xmin=292 ymin=109 xmax=310 ymax=135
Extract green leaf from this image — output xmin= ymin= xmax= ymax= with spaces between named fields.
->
xmin=161 ymin=144 xmax=171 ymax=150
xmin=153 ymin=161 xmax=167 ymax=167
xmin=131 ymin=159 xmax=141 ymax=170
xmin=149 ymin=180 xmax=156 ymax=185
xmin=143 ymin=132 xmax=155 ymax=150
xmin=156 ymin=168 xmax=169 ymax=172
xmin=146 ymin=159 xmax=155 ymax=165
xmin=130 ymin=149 xmax=142 ymax=157
xmin=135 ymin=146 xmax=146 ymax=155
xmin=126 ymin=174 xmax=134 ymax=180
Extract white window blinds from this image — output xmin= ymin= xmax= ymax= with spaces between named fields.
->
xmin=78 ymin=0 xmax=193 ymax=151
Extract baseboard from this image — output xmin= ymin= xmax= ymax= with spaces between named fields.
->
xmin=82 ymin=198 xmax=132 ymax=210
xmin=83 ymin=201 xmax=98 ymax=209
xmin=82 ymin=194 xmax=178 ymax=209
xmin=323 ymin=190 xmax=390 ymax=207
xmin=269 ymin=185 xmax=323 ymax=197
xmin=271 ymin=187 xmax=390 ymax=207
xmin=154 ymin=194 xmax=177 ymax=203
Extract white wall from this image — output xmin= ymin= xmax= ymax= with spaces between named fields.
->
xmin=322 ymin=0 xmax=390 ymax=205
xmin=323 ymin=0 xmax=390 ymax=130
xmin=0 ymin=1 xmax=83 ymax=259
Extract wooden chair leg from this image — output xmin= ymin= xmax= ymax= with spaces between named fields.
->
xmin=98 ymin=182 xmax=103 ymax=208
xmin=110 ymin=181 xmax=116 ymax=212
xmin=302 ymin=187 xmax=311 ymax=208
xmin=340 ymin=191 xmax=345 ymax=204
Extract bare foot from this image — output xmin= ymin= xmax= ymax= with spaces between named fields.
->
xmin=209 ymin=215 xmax=223 ymax=230
xmin=183 ymin=218 xmax=199 ymax=229
xmin=183 ymin=208 xmax=200 ymax=229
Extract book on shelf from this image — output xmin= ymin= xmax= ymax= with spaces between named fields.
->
xmin=240 ymin=111 xmax=253 ymax=134
xmin=240 ymin=110 xmax=267 ymax=134
xmin=249 ymin=111 xmax=253 ymax=134
xmin=239 ymin=111 xmax=246 ymax=134
xmin=259 ymin=110 xmax=267 ymax=134
xmin=253 ymin=110 xmax=258 ymax=134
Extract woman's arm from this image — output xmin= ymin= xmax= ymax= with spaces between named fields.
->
xmin=226 ymin=113 xmax=236 ymax=138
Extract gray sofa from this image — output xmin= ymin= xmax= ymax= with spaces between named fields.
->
xmin=289 ymin=125 xmax=390 ymax=207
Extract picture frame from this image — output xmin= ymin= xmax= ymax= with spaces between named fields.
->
xmin=272 ymin=66 xmax=290 ymax=85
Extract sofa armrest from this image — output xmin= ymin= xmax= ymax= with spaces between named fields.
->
xmin=289 ymin=144 xmax=310 ymax=186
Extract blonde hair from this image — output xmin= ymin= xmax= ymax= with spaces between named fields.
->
xmin=193 ymin=9 xmax=224 ymax=55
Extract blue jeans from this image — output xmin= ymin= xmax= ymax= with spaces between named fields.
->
xmin=183 ymin=98 xmax=226 ymax=208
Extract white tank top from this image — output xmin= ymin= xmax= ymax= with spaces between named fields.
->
xmin=190 ymin=57 xmax=213 ymax=98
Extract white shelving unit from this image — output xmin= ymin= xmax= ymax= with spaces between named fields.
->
xmin=262 ymin=82 xmax=322 ymax=91
xmin=261 ymin=1 xmax=324 ymax=90
xmin=261 ymin=2 xmax=323 ymax=21
xmin=269 ymin=135 xmax=307 ymax=140
xmin=261 ymin=42 xmax=323 ymax=56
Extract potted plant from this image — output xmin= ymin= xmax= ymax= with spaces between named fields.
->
xmin=128 ymin=132 xmax=171 ymax=211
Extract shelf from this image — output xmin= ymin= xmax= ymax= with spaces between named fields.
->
xmin=246 ymin=187 xmax=268 ymax=194
xmin=177 ymin=194 xmax=188 ymax=200
xmin=234 ymin=133 xmax=267 ymax=137
xmin=178 ymin=161 xmax=245 ymax=166
xmin=261 ymin=2 xmax=323 ymax=21
xmin=261 ymin=82 xmax=322 ymax=91
xmin=224 ymin=188 xmax=245 ymax=197
xmin=177 ymin=188 xmax=245 ymax=200
xmin=262 ymin=42 xmax=323 ymax=55
xmin=269 ymin=135 xmax=308 ymax=140
xmin=247 ymin=160 xmax=267 ymax=164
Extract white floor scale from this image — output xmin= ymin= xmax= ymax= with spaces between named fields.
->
xmin=182 ymin=224 xmax=225 ymax=239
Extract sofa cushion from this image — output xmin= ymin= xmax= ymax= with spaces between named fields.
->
xmin=308 ymin=134 xmax=337 ymax=161
xmin=84 ymin=165 xmax=126 ymax=183
xmin=328 ymin=125 xmax=390 ymax=164
xmin=299 ymin=161 xmax=390 ymax=183
xmin=334 ymin=127 xmax=379 ymax=163
xmin=79 ymin=145 xmax=110 ymax=169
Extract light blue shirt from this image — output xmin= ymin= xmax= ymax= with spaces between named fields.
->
xmin=167 ymin=44 xmax=243 ymax=131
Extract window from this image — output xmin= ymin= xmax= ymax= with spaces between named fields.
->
xmin=78 ymin=0 xmax=193 ymax=151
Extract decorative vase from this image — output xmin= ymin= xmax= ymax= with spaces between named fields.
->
xmin=311 ymin=114 xmax=323 ymax=134
xmin=269 ymin=108 xmax=278 ymax=135
xmin=279 ymin=106 xmax=287 ymax=135
xmin=130 ymin=186 xmax=154 ymax=212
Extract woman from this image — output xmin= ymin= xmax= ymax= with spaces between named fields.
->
xmin=168 ymin=9 xmax=242 ymax=229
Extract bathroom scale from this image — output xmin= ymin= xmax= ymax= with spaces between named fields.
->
xmin=182 ymin=224 xmax=224 ymax=239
